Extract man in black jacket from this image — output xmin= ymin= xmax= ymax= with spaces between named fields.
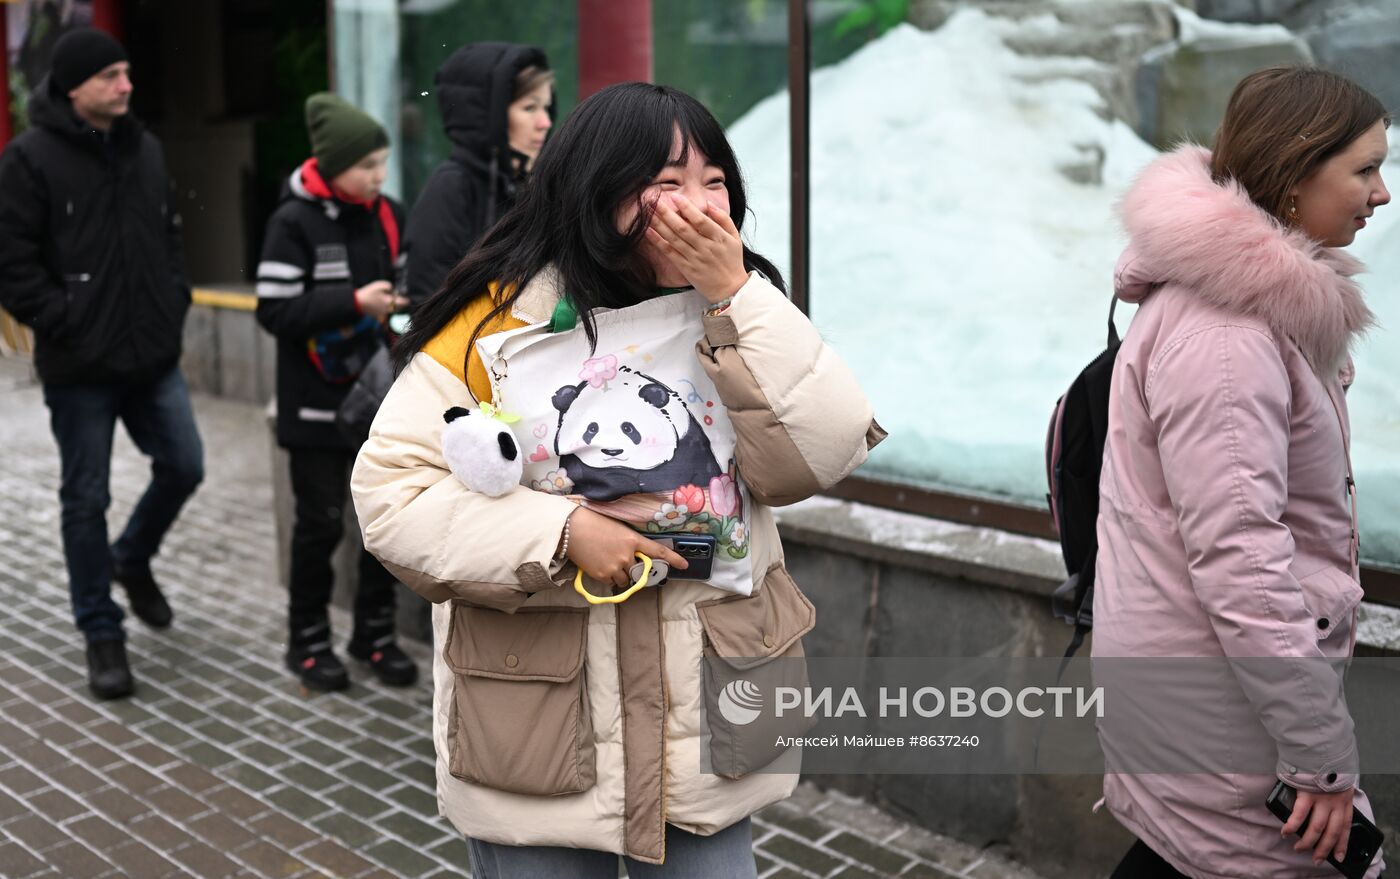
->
xmin=0 ymin=30 xmax=203 ymax=700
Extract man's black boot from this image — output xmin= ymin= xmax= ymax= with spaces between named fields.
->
xmin=86 ymin=639 xmax=134 ymax=700
xmin=111 ymin=559 xmax=174 ymax=629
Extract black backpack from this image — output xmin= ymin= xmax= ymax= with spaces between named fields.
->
xmin=1044 ymin=295 xmax=1121 ymax=658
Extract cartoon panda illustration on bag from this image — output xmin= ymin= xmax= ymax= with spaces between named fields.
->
xmin=551 ymin=366 xmax=721 ymax=501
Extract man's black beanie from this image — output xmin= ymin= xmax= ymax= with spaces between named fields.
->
xmin=50 ymin=28 xmax=128 ymax=95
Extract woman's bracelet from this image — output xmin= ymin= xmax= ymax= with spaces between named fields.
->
xmin=704 ymin=296 xmax=733 ymax=316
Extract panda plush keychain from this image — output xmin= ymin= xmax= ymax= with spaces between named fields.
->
xmin=441 ymin=403 xmax=662 ymax=604
xmin=441 ymin=404 xmax=523 ymax=497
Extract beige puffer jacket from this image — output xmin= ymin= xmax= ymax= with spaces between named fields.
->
xmin=351 ymin=270 xmax=883 ymax=863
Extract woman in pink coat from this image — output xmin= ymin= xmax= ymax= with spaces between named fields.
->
xmin=1094 ymin=67 xmax=1391 ymax=879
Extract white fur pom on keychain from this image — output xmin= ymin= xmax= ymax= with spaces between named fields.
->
xmin=441 ymin=405 xmax=523 ymax=497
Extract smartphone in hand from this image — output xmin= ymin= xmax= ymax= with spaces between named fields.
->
xmin=1265 ymin=780 xmax=1383 ymax=879
xmin=656 ymin=534 xmax=716 ymax=581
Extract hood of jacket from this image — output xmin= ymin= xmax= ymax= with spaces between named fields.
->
xmin=28 ymin=73 xmax=142 ymax=153
xmin=280 ymin=160 xmax=341 ymax=220
xmin=1114 ymin=145 xmax=1374 ymax=377
xmin=282 ymin=159 xmax=367 ymax=216
xmin=434 ymin=42 xmax=549 ymax=168
xmin=282 ymin=159 xmax=400 ymax=256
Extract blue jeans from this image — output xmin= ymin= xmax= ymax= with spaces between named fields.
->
xmin=43 ymin=366 xmax=204 ymax=642
xmin=467 ymin=818 xmax=757 ymax=879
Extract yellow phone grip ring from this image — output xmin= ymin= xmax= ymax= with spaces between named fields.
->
xmin=574 ymin=552 xmax=653 ymax=605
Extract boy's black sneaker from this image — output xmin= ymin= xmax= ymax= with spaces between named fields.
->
xmin=285 ymin=644 xmax=350 ymax=692
xmin=348 ymin=640 xmax=419 ymax=687
xmin=86 ymin=639 xmax=134 ymax=700
xmin=111 ymin=560 xmax=174 ymax=629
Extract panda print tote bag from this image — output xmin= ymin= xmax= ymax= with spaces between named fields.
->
xmin=476 ymin=290 xmax=755 ymax=596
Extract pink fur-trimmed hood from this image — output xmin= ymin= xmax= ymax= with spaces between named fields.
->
xmin=1114 ymin=145 xmax=1374 ymax=376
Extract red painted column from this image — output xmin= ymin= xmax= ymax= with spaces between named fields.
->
xmin=578 ymin=0 xmax=652 ymax=99
xmin=92 ymin=0 xmax=123 ymax=41
xmin=0 ymin=10 xmax=10 ymax=150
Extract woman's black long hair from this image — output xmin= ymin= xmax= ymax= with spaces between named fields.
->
xmin=395 ymin=81 xmax=786 ymax=374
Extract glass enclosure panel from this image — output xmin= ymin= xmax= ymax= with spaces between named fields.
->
xmin=789 ymin=1 xmax=1400 ymax=567
xmin=334 ymin=0 xmax=1400 ymax=568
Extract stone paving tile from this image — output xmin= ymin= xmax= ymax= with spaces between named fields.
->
xmin=266 ymin=785 xmax=331 ymax=819
xmin=188 ymin=811 xmax=263 ymax=851
xmin=310 ymin=810 xmax=386 ymax=848
xmin=223 ymin=762 xmax=286 ymax=794
xmin=3 ymin=812 xmax=71 ymax=853
xmin=377 ymin=809 xmax=454 ymax=849
xmin=168 ymin=839 xmax=245 ymax=878
xmin=758 ymin=830 xmax=850 ymax=876
xmin=66 ymin=813 xmax=136 ymax=851
xmin=0 ymin=367 xmax=1047 ymax=878
xmin=230 ymin=839 xmax=313 ymax=878
xmin=289 ymin=737 xmax=352 ymax=768
xmin=391 ymin=756 xmax=438 ymax=789
xmin=279 ymin=759 xmax=342 ymax=792
xmin=298 ymin=838 xmax=380 ymax=876
xmin=249 ymin=811 xmax=325 ymax=851
xmin=340 ymin=759 xmax=404 ymax=792
xmin=761 ymin=802 xmax=836 ymax=845
xmin=831 ymin=866 xmax=883 ymax=879
xmin=25 ymin=787 xmax=87 ymax=823
xmin=36 ymin=840 xmax=116 ymax=877
xmin=887 ymin=824 xmax=986 ymax=873
xmin=0 ymin=841 xmax=48 ymax=878
xmin=362 ymin=837 xmax=442 ymax=877
xmin=387 ymin=782 xmax=439 ymax=815
xmin=826 ymin=831 xmax=916 ymax=875
xmin=101 ymin=848 xmax=177 ymax=879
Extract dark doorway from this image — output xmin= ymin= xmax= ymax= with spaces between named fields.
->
xmin=123 ymin=0 xmax=328 ymax=286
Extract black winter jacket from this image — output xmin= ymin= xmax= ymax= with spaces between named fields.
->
xmin=403 ymin=43 xmax=548 ymax=306
xmin=0 ymin=77 xmax=190 ymax=386
xmin=255 ymin=164 xmax=406 ymax=449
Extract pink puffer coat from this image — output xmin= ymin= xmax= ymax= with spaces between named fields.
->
xmin=1093 ymin=146 xmax=1384 ymax=879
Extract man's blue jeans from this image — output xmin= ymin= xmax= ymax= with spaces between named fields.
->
xmin=42 ymin=366 xmax=204 ymax=642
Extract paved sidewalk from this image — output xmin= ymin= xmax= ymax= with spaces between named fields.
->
xmin=0 ymin=356 xmax=1046 ymax=879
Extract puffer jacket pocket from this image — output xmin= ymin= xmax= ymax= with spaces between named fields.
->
xmin=1297 ymin=566 xmax=1364 ymax=645
xmin=60 ymin=272 xmax=98 ymax=343
xmin=697 ymin=562 xmax=817 ymax=779
xmin=443 ymin=603 xmax=595 ymax=796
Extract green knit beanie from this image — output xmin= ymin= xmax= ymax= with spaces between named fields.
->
xmin=304 ymin=92 xmax=390 ymax=180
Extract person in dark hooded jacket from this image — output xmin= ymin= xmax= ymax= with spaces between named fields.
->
xmin=255 ymin=92 xmax=418 ymax=693
xmin=403 ymin=43 xmax=552 ymax=307
xmin=0 ymin=29 xmax=203 ymax=702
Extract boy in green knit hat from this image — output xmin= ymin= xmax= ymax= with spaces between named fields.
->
xmin=254 ymin=93 xmax=416 ymax=691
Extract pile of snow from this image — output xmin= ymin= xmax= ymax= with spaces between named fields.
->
xmin=728 ymin=9 xmax=1400 ymax=565
xmin=728 ymin=12 xmax=1154 ymax=498
xmin=1172 ymin=6 xmax=1297 ymax=49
